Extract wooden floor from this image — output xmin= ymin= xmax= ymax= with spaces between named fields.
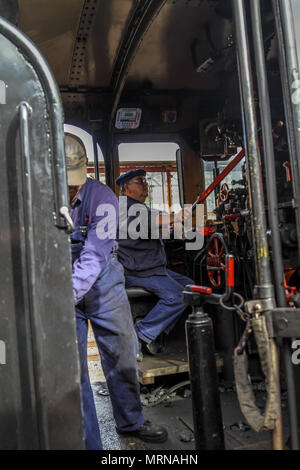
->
xmin=88 ymin=323 xmax=223 ymax=385
xmin=87 ymin=337 xmax=190 ymax=385
xmin=137 ymin=351 xmax=223 ymax=385
xmin=137 ymin=352 xmax=189 ymax=384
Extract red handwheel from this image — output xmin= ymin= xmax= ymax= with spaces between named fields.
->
xmin=206 ymin=234 xmax=228 ymax=288
xmin=220 ymin=183 xmax=229 ymax=202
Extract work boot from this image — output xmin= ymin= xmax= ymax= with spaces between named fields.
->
xmin=144 ymin=340 xmax=163 ymax=356
xmin=117 ymin=420 xmax=168 ymax=443
xmin=137 ymin=341 xmax=143 ymax=362
xmin=137 ymin=334 xmax=165 ymax=360
xmin=137 ymin=339 xmax=162 ymax=358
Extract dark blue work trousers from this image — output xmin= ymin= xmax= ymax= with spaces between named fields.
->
xmin=75 ymin=254 xmax=145 ymax=450
xmin=125 ymin=269 xmax=193 ymax=343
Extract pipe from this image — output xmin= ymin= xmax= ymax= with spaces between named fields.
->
xmin=232 ymin=0 xmax=284 ymax=450
xmin=272 ymin=0 xmax=300 ymax=266
xmin=232 ymin=0 xmax=273 ymax=290
xmin=272 ymin=0 xmax=300 ymax=449
xmin=250 ymin=0 xmax=286 ymax=307
xmin=92 ymin=132 xmax=99 ymax=181
xmin=250 ymin=1 xmax=287 ymax=449
xmin=185 ymin=305 xmax=225 ymax=450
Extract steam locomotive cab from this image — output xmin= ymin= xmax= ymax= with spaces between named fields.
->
xmin=1 ymin=0 xmax=300 ymax=451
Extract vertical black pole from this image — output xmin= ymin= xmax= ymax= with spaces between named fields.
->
xmin=105 ymin=129 xmax=115 ymax=191
xmin=213 ymin=160 xmax=220 ymax=204
xmin=185 ymin=306 xmax=225 ymax=450
xmin=232 ymin=0 xmax=274 ymax=294
xmin=250 ymin=0 xmax=286 ymax=307
xmin=251 ymin=0 xmax=299 ymax=450
xmin=232 ymin=0 xmax=283 ymax=449
xmin=92 ymin=131 xmax=99 ymax=181
xmin=218 ymin=307 xmax=236 ymax=385
xmin=273 ymin=0 xmax=300 ymax=266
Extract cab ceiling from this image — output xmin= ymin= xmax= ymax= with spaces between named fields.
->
xmin=17 ymin=0 xmax=233 ymax=94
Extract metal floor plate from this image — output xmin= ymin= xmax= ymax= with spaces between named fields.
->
xmin=93 ymin=383 xmax=291 ymax=451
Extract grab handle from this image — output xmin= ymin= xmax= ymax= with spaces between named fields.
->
xmin=18 ymin=102 xmax=74 ymax=232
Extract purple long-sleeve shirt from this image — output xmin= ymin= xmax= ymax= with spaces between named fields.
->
xmin=70 ymin=178 xmax=118 ymax=304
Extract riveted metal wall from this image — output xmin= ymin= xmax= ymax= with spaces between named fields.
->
xmin=69 ymin=0 xmax=99 ymax=86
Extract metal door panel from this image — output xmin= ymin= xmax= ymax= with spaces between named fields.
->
xmin=0 ymin=18 xmax=84 ymax=449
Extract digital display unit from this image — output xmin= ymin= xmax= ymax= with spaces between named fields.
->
xmin=115 ymin=108 xmax=142 ymax=130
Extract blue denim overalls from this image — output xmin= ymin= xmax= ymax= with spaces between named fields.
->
xmin=71 ymin=180 xmax=145 ymax=450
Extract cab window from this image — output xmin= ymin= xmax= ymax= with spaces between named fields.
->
xmin=118 ymin=142 xmax=181 ymax=212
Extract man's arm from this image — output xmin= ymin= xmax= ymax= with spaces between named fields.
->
xmin=155 ymin=206 xmax=193 ymax=228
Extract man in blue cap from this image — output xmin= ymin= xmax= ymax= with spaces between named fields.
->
xmin=116 ymin=168 xmax=193 ymax=358
xmin=65 ymin=135 xmax=168 ymax=449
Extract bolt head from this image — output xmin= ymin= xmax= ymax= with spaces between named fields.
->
xmin=277 ymin=317 xmax=288 ymax=330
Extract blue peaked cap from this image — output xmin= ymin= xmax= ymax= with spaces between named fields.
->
xmin=115 ymin=168 xmax=146 ymax=186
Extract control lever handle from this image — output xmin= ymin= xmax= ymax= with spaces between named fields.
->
xmin=283 ymin=161 xmax=291 ymax=183
xmin=59 ymin=206 xmax=75 ymax=232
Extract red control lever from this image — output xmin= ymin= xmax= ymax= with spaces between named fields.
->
xmin=283 ymin=161 xmax=291 ymax=183
xmin=192 ymin=148 xmax=246 ymax=209
xmin=284 ymin=280 xmax=298 ymax=305
xmin=189 ymin=285 xmax=213 ymax=295
xmin=226 ymin=254 xmax=235 ymax=288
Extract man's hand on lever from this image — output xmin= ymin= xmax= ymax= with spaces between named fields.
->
xmin=155 ymin=206 xmax=193 ymax=238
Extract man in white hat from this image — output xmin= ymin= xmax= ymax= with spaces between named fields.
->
xmin=65 ymin=133 xmax=168 ymax=450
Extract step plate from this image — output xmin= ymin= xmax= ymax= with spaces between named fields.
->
xmin=138 ymin=352 xmax=223 ymax=385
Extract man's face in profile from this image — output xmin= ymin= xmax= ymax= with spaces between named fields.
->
xmin=124 ymin=176 xmax=149 ymax=203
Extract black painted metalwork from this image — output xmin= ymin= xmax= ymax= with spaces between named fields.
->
xmin=273 ymin=0 xmax=300 ymax=266
xmin=0 ymin=16 xmax=84 ymax=449
xmin=250 ymin=2 xmax=300 ymax=446
xmin=109 ymin=0 xmax=167 ymax=126
xmin=0 ymin=15 xmax=70 ymax=230
xmin=272 ymin=0 xmax=300 ymax=449
xmin=250 ymin=0 xmax=286 ymax=308
xmin=232 ymin=0 xmax=285 ymax=449
xmin=232 ymin=0 xmax=274 ymax=293
xmin=185 ymin=291 xmax=225 ymax=450
xmin=69 ymin=0 xmax=99 ymax=87
xmin=92 ymin=131 xmax=100 ymax=181
xmin=272 ymin=309 xmax=300 ymax=338
xmin=0 ymin=0 xmax=18 ymax=23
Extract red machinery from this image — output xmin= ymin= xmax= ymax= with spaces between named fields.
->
xmin=193 ymin=148 xmax=246 ymax=289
